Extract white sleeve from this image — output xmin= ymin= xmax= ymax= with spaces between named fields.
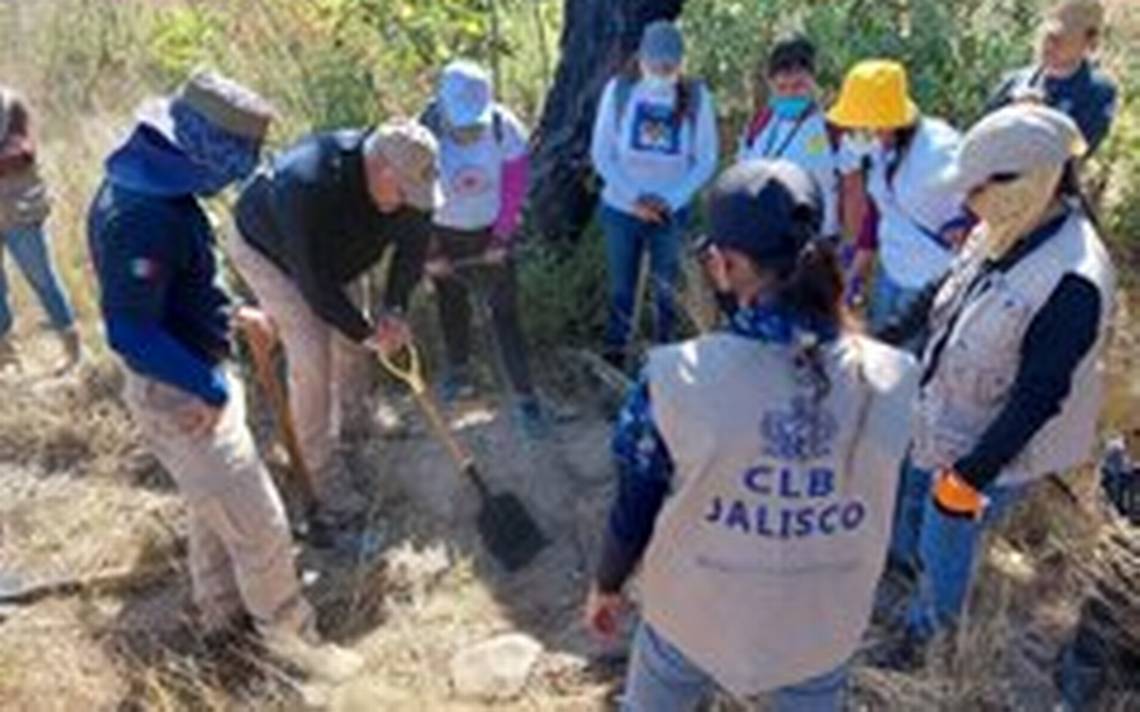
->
xmin=589 ymin=79 xmax=641 ymax=207
xmin=663 ymin=85 xmax=720 ymax=212
xmin=497 ymin=106 xmax=529 ymax=161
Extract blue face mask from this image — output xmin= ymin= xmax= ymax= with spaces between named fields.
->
xmin=769 ymin=95 xmax=813 ymax=120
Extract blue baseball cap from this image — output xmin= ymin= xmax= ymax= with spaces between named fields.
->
xmin=639 ymin=20 xmax=685 ymax=67
xmin=706 ymin=160 xmax=823 ymax=271
xmin=438 ymin=60 xmax=494 ymax=128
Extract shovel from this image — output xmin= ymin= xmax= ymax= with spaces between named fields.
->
xmin=377 ymin=340 xmax=547 ymax=571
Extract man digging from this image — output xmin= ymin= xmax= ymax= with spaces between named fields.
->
xmin=230 ymin=117 xmax=441 ymax=540
xmin=88 ymin=71 xmax=363 ymax=682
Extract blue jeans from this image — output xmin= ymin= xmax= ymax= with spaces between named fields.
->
xmin=0 ymin=225 xmax=75 ymax=337
xmin=867 ymin=261 xmax=925 ymax=352
xmin=889 ymin=461 xmax=1028 ymax=640
xmin=621 ymin=622 xmax=849 ymax=712
xmin=599 ymin=205 xmax=686 ymax=353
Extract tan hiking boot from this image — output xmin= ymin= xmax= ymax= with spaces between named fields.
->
xmin=261 ymin=627 xmax=364 ymax=684
xmin=0 ymin=336 xmax=18 ymax=374
xmin=56 ymin=328 xmax=82 ymax=373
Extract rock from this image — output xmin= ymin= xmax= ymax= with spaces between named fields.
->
xmin=449 ymin=633 xmax=544 ymax=701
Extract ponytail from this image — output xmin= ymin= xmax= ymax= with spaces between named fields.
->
xmin=776 ymin=240 xmax=849 ymax=333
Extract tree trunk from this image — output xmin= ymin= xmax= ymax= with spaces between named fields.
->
xmin=529 ymin=0 xmax=685 ymax=243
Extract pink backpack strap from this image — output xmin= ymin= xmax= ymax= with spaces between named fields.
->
xmin=743 ymin=107 xmax=774 ymax=149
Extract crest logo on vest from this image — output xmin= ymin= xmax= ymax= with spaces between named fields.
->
xmin=704 ymin=404 xmax=865 ymax=541
xmin=761 ymin=396 xmax=838 ymax=461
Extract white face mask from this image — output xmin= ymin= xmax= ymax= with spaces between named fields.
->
xmin=844 ymin=130 xmax=879 ymax=159
xmin=967 ymin=164 xmax=1064 ymax=259
xmin=640 ymin=62 xmax=679 ymax=92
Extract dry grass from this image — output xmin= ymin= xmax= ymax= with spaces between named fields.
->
xmin=0 ymin=0 xmax=1138 ymax=709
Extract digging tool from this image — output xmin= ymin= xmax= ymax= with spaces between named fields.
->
xmin=376 ymin=340 xmax=548 ymax=571
xmin=0 ymin=563 xmax=174 ymax=606
xmin=246 ymin=334 xmax=319 ymax=511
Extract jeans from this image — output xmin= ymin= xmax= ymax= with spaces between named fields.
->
xmin=889 ymin=461 xmax=1028 ymax=640
xmin=432 ymin=226 xmax=534 ymax=396
xmin=621 ymin=623 xmax=849 ymax=712
xmin=0 ymin=224 xmax=75 ymax=337
xmin=867 ymin=260 xmax=925 ymax=352
xmin=599 ymin=205 xmax=687 ymax=354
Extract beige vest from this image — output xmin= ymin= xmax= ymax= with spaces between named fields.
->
xmin=640 ymin=332 xmax=918 ymax=697
xmin=0 ymin=88 xmax=50 ymax=231
xmin=912 ymin=212 xmax=1116 ymax=487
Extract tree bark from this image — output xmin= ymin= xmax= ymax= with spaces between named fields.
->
xmin=529 ymin=0 xmax=685 ymax=243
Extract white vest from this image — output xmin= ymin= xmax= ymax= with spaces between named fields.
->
xmin=640 ymin=332 xmax=918 ymax=697
xmin=912 ymin=211 xmax=1116 ymax=487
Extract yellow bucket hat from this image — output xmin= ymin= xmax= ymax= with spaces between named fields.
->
xmin=827 ymin=59 xmax=919 ymax=130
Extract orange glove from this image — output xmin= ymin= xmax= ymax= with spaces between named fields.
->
xmin=933 ymin=470 xmax=986 ymax=518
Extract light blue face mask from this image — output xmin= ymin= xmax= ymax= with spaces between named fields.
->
xmin=769 ymin=95 xmax=813 ymax=120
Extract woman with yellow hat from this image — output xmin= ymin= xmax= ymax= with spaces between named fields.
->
xmin=828 ymin=60 xmax=967 ymax=347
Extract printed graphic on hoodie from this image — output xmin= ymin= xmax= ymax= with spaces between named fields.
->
xmin=631 ymin=101 xmax=682 ymax=156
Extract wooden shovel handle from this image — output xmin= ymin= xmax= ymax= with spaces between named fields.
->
xmin=248 ymin=336 xmax=318 ymax=507
xmin=377 ymin=342 xmax=481 ymax=485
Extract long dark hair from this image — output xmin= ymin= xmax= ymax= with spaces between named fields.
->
xmin=1059 ymin=160 xmax=1101 ymax=231
xmin=774 ymin=240 xmax=854 ymax=404
xmin=621 ymin=56 xmax=694 ymax=128
xmin=885 ymin=123 xmax=920 ymax=185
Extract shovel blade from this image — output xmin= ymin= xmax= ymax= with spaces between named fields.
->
xmin=477 ymin=493 xmax=548 ymax=572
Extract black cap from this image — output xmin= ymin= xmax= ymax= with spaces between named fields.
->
xmin=768 ymin=34 xmax=816 ymax=76
xmin=707 ymin=159 xmax=822 ymax=271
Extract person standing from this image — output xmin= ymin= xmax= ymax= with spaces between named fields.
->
xmin=827 ymin=60 xmax=968 ymax=346
xmin=0 ymin=85 xmax=80 ymax=373
xmin=879 ymin=105 xmax=1116 ymax=668
xmin=590 ymin=20 xmax=719 ymax=370
xmin=231 ymin=118 xmax=440 ymax=529
xmin=88 ymin=71 xmax=361 ymax=680
xmin=737 ymin=35 xmax=841 ymax=242
xmin=419 ymin=59 xmax=544 ymax=434
xmin=986 ymin=0 xmax=1118 ymax=155
xmin=585 ymin=160 xmax=919 ymax=711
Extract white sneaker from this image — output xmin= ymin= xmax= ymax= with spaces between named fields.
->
xmin=261 ymin=627 xmax=364 ymax=684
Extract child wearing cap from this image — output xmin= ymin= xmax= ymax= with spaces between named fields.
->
xmin=589 ymin=20 xmax=719 ymax=370
xmin=418 ymin=59 xmax=544 ymax=434
xmin=0 ymin=85 xmax=80 ymax=373
xmin=986 ymin=0 xmax=1118 ymax=155
xmin=585 ymin=159 xmax=918 ymax=710
xmin=737 ymin=35 xmax=841 ymax=241
xmin=88 ymin=71 xmax=362 ymax=681
xmin=827 ymin=60 xmax=967 ymax=347
xmin=873 ymin=104 xmax=1117 ymax=670
xmin=231 ymin=118 xmax=440 ymax=531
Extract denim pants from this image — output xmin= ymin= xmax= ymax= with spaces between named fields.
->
xmin=867 ymin=260 xmax=925 ymax=351
xmin=889 ymin=461 xmax=1028 ymax=640
xmin=621 ymin=622 xmax=849 ymax=712
xmin=432 ymin=226 xmax=534 ymax=396
xmin=599 ymin=205 xmax=687 ymax=354
xmin=0 ymin=224 xmax=75 ymax=337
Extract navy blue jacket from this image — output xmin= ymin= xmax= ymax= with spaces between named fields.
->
xmin=88 ymin=126 xmax=233 ymax=405
xmin=987 ymin=61 xmax=1118 ymax=154
xmin=235 ymin=129 xmax=432 ymax=342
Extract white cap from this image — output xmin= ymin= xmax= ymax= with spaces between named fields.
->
xmin=438 ymin=60 xmax=493 ymax=129
xmin=939 ymin=104 xmax=1087 ymax=194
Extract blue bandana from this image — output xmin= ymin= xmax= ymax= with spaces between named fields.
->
xmin=169 ymin=99 xmax=260 ymax=195
xmin=726 ymin=300 xmax=839 ymax=347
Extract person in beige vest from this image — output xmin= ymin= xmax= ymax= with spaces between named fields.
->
xmin=873 ymin=104 xmax=1116 ymax=670
xmin=584 ymin=160 xmax=919 ymax=710
xmin=0 ymin=86 xmax=80 ymax=373
xmin=88 ymin=72 xmax=362 ymax=682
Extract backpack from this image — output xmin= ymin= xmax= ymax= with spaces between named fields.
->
xmin=420 ymin=99 xmax=505 ymax=147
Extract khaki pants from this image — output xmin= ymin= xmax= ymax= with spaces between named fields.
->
xmin=124 ymin=370 xmax=313 ymax=635
xmin=225 ymin=229 xmax=370 ymax=507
